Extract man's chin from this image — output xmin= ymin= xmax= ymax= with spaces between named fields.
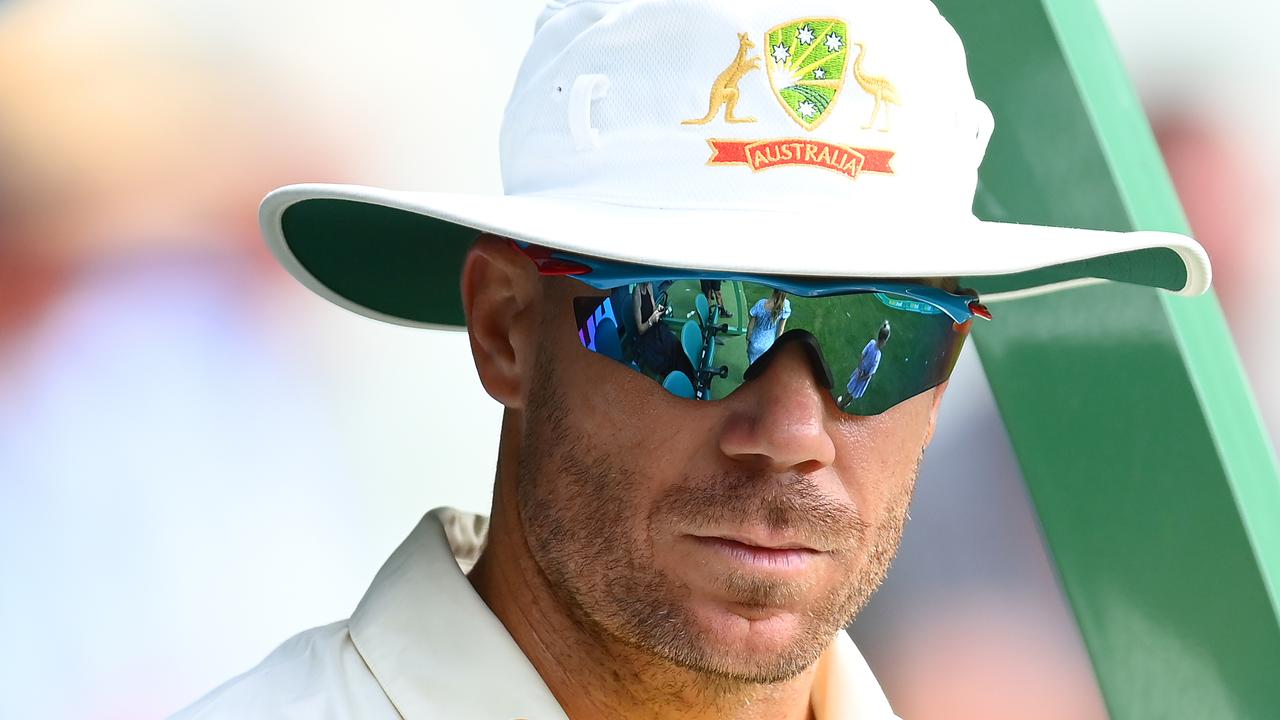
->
xmin=665 ymin=598 xmax=830 ymax=682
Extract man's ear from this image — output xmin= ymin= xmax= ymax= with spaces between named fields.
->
xmin=459 ymin=234 xmax=541 ymax=409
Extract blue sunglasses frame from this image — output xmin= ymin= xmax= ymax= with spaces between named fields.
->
xmin=513 ymin=241 xmax=992 ymax=324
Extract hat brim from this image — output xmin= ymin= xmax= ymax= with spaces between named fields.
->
xmin=261 ymin=183 xmax=1211 ymax=330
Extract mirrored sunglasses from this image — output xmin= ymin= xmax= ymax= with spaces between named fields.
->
xmin=516 ymin=242 xmax=991 ymax=416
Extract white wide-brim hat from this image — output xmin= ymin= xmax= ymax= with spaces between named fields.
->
xmin=261 ymin=0 xmax=1211 ymax=330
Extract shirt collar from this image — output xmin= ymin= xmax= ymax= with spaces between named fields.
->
xmin=349 ymin=507 xmax=898 ymax=719
xmin=349 ymin=508 xmax=569 ymax=719
xmin=811 ymin=630 xmax=902 ymax=719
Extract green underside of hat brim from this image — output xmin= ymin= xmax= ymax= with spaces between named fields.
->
xmin=280 ymin=198 xmax=1188 ymax=329
xmin=963 ymin=246 xmax=1186 ymax=296
xmin=283 ymin=198 xmax=476 ymax=328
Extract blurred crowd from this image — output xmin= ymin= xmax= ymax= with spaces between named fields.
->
xmin=0 ymin=1 xmax=507 ymax=716
xmin=0 ymin=0 xmax=1274 ymax=718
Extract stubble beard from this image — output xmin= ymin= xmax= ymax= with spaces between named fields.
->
xmin=515 ymin=348 xmax=918 ymax=687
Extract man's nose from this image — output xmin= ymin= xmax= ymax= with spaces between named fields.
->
xmin=717 ymin=342 xmax=837 ymax=474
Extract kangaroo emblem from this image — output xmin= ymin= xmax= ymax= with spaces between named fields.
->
xmin=683 ymin=33 xmax=761 ymax=125
xmin=851 ymin=42 xmax=900 ymax=132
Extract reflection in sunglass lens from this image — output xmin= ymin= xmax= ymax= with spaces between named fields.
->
xmin=573 ymin=280 xmax=969 ymax=415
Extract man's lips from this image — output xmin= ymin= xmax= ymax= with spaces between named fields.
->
xmin=701 ymin=531 xmax=823 ymax=552
xmin=686 ymin=533 xmax=826 ymax=570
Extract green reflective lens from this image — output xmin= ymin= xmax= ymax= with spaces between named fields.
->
xmin=574 ymin=280 xmax=969 ymax=415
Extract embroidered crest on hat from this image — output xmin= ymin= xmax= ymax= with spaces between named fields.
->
xmin=704 ymin=137 xmax=894 ymax=180
xmin=683 ymin=32 xmax=761 ymax=125
xmin=851 ymin=42 xmax=900 ymax=132
xmin=765 ymin=18 xmax=849 ymax=131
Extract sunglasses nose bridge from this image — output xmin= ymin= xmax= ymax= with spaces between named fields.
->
xmin=741 ymin=329 xmax=835 ymax=391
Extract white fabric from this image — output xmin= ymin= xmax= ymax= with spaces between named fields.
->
xmin=498 ymin=0 xmax=983 ymax=212
xmin=263 ymin=183 xmax=1210 ymax=334
xmin=173 ymin=507 xmax=901 ymax=719
xmin=259 ymin=0 xmax=1210 ymax=332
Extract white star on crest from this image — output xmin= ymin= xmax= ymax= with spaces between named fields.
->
xmin=797 ymin=100 xmax=817 ymax=118
xmin=813 ymin=67 xmax=826 ymax=79
xmin=796 ymin=26 xmax=816 ymax=45
xmin=772 ymin=42 xmax=790 ymax=64
xmin=824 ymin=32 xmax=844 ymax=52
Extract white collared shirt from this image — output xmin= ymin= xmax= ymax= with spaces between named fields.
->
xmin=175 ymin=508 xmax=901 ymax=719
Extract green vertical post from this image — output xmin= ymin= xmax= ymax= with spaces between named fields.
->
xmin=932 ymin=0 xmax=1280 ymax=716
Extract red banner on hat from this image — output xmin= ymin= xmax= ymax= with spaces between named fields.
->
xmin=706 ymin=138 xmax=895 ymax=179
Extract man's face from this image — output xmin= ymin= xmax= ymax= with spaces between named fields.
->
xmin=515 ymin=277 xmax=943 ymax=684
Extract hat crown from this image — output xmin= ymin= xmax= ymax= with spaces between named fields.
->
xmin=499 ymin=0 xmax=992 ymax=217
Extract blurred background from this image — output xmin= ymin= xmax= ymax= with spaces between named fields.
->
xmin=0 ymin=0 xmax=1273 ymax=717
